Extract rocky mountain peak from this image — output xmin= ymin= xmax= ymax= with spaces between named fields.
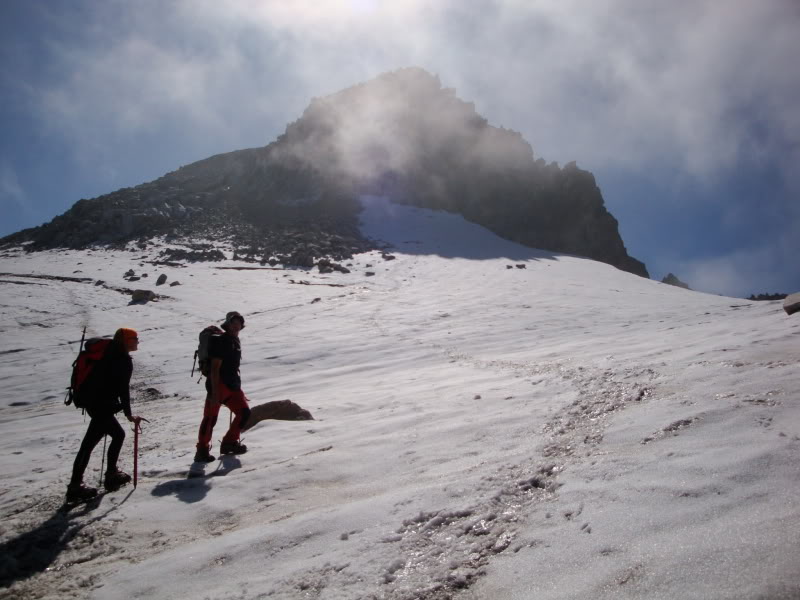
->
xmin=2 ymin=67 xmax=648 ymax=277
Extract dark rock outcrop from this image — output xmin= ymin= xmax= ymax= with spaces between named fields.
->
xmin=748 ymin=293 xmax=787 ymax=301
xmin=1 ymin=68 xmax=647 ymax=277
xmin=159 ymin=246 xmax=226 ymax=263
xmin=661 ymin=273 xmax=690 ymax=289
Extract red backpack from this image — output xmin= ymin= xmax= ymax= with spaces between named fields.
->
xmin=65 ymin=336 xmax=112 ymax=410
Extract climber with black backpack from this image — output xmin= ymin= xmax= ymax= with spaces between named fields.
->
xmin=193 ymin=311 xmax=251 ymax=463
xmin=65 ymin=327 xmax=144 ymax=502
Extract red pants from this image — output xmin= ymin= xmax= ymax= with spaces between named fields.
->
xmin=197 ymin=382 xmax=251 ymax=449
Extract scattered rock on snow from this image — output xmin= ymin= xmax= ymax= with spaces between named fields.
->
xmin=241 ymin=399 xmax=313 ymax=432
xmin=783 ymin=292 xmax=800 ymax=315
xmin=131 ymin=289 xmax=156 ymax=303
xmin=134 ymin=386 xmax=168 ymax=402
xmin=156 ymin=274 xmax=167 ymax=285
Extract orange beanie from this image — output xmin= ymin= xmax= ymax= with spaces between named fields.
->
xmin=119 ymin=327 xmax=138 ymax=342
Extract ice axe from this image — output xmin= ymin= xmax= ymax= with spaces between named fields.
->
xmin=132 ymin=417 xmax=150 ymax=489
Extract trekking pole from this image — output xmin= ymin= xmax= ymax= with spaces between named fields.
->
xmin=99 ymin=434 xmax=107 ymax=486
xmin=133 ymin=422 xmax=140 ymax=489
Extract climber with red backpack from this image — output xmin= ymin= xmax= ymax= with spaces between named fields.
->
xmin=193 ymin=311 xmax=251 ymax=463
xmin=65 ymin=327 xmax=144 ymax=502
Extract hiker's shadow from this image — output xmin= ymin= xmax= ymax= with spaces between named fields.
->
xmin=0 ymin=490 xmax=132 ymax=588
xmin=151 ymin=456 xmax=242 ymax=504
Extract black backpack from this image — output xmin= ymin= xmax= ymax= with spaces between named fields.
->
xmin=192 ymin=325 xmax=223 ymax=379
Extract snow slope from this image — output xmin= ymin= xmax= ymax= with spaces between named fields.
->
xmin=0 ymin=195 xmax=798 ymax=599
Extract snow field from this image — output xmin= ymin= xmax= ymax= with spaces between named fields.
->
xmin=0 ymin=196 xmax=797 ymax=599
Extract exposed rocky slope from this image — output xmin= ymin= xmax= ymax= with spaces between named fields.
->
xmin=661 ymin=273 xmax=691 ymax=289
xmin=1 ymin=68 xmax=648 ymax=277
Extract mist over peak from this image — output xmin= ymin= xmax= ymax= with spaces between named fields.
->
xmin=279 ymin=67 xmax=534 ymax=183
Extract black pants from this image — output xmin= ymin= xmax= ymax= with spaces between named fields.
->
xmin=70 ymin=412 xmax=125 ymax=485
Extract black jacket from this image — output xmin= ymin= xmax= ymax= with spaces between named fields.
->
xmin=210 ymin=333 xmax=241 ymax=390
xmin=82 ymin=346 xmax=133 ymax=418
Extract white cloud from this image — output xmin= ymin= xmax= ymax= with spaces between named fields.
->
xmin=0 ymin=162 xmax=28 ymax=213
xmin=23 ymin=1 xmax=799 ymax=181
xmin=449 ymin=1 xmax=800 ymax=177
xmin=671 ymin=218 xmax=800 ymax=297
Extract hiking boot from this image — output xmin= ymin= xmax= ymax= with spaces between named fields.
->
xmin=219 ymin=440 xmax=247 ymax=455
xmin=66 ymin=482 xmax=98 ymax=503
xmin=194 ymin=446 xmax=216 ymax=463
xmin=104 ymin=470 xmax=132 ymax=491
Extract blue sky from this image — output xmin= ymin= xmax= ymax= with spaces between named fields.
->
xmin=1 ymin=1 xmax=798 ymax=298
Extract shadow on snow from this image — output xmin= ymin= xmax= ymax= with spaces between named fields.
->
xmin=358 ymin=196 xmax=564 ymax=263
xmin=0 ymin=489 xmax=133 ymax=588
xmin=150 ymin=455 xmax=242 ymax=504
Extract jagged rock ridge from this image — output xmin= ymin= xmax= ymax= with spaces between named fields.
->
xmin=1 ymin=67 xmax=648 ymax=277
xmin=661 ymin=273 xmax=690 ymax=290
